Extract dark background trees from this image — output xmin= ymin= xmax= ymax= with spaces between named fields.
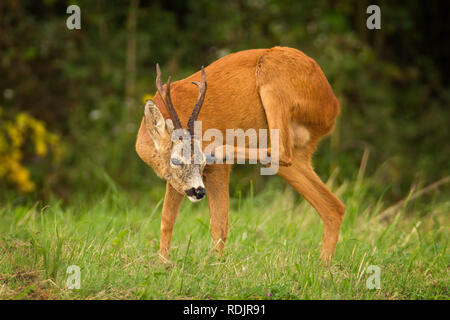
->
xmin=0 ymin=0 xmax=449 ymax=203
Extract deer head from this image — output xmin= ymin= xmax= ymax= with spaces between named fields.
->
xmin=143 ymin=64 xmax=207 ymax=202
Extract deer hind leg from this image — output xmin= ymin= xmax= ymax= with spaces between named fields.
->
xmin=159 ymin=181 xmax=184 ymax=263
xmin=277 ymin=149 xmax=345 ymax=265
xmin=259 ymin=85 xmax=293 ymax=166
xmin=203 ymin=164 xmax=231 ymax=255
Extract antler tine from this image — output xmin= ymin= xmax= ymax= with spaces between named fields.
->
xmin=187 ymin=66 xmax=207 ymax=136
xmin=155 ymin=63 xmax=166 ymax=98
xmin=164 ymin=76 xmax=183 ymax=130
xmin=155 ymin=63 xmax=183 ymax=130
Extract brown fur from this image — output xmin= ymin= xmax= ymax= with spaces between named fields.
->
xmin=136 ymin=46 xmax=345 ymax=264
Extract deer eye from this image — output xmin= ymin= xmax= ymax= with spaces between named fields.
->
xmin=171 ymin=158 xmax=183 ymax=166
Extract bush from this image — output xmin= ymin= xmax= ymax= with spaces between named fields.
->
xmin=0 ymin=108 xmax=62 ymax=194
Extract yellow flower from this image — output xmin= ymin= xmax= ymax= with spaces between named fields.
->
xmin=0 ymin=133 xmax=7 ymax=152
xmin=7 ymin=160 xmax=35 ymax=193
xmin=35 ymin=140 xmax=48 ymax=157
xmin=0 ymin=110 xmax=63 ymax=193
xmin=7 ymin=125 xmax=23 ymax=147
xmin=16 ymin=112 xmax=29 ymax=129
xmin=142 ymin=93 xmax=154 ymax=104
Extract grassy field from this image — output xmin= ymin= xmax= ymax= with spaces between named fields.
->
xmin=0 ymin=173 xmax=448 ymax=300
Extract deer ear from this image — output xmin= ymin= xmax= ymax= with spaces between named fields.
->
xmin=165 ymin=118 xmax=174 ymax=135
xmin=144 ymin=100 xmax=168 ymax=151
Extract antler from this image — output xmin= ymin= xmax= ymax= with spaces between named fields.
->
xmin=155 ymin=63 xmax=183 ymax=130
xmin=187 ymin=66 xmax=207 ymax=136
xmin=155 ymin=64 xmax=207 ymax=135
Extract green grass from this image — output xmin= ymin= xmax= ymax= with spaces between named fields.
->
xmin=0 ymin=175 xmax=448 ymax=300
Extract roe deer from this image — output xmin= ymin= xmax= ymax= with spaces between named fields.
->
xmin=135 ymin=46 xmax=345 ymax=264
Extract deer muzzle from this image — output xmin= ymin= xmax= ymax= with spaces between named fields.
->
xmin=185 ymin=186 xmax=206 ymax=201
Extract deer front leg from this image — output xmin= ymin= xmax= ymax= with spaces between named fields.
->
xmin=159 ymin=181 xmax=184 ymax=262
xmin=203 ymin=164 xmax=231 ymax=255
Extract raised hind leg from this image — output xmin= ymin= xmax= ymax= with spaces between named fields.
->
xmin=278 ymin=149 xmax=345 ymax=264
xmin=258 ymin=85 xmax=293 ymax=166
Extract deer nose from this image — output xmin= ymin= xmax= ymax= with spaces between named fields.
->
xmin=185 ymin=187 xmax=206 ymax=200
xmin=195 ymin=187 xmax=206 ymax=199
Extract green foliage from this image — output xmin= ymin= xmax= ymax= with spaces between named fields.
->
xmin=0 ymin=1 xmax=449 ymax=201
xmin=0 ymin=176 xmax=448 ymax=299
